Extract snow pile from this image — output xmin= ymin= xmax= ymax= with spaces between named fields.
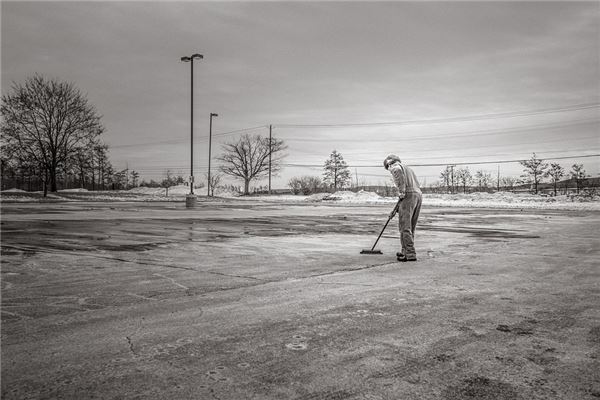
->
xmin=305 ymin=193 xmax=331 ymax=202
xmin=164 ymin=185 xmax=190 ymax=195
xmin=58 ymin=188 xmax=89 ymax=192
xmin=294 ymin=190 xmax=599 ymax=210
xmin=2 ymin=188 xmax=26 ymax=193
xmin=128 ymin=186 xmax=165 ymax=195
xmin=3 ymin=186 xmax=598 ymax=210
xmin=422 ymin=192 xmax=600 ymax=210
xmin=128 ymin=185 xmax=197 ymax=197
xmin=213 ymin=187 xmax=242 ymax=198
xmin=568 ymin=190 xmax=600 ymax=203
xmin=322 ymin=190 xmax=384 ymax=203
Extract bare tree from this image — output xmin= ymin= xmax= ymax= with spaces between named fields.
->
xmin=205 ymin=172 xmax=222 ymax=196
xmin=500 ymin=176 xmax=518 ymax=192
xmin=571 ymin=164 xmax=588 ymax=194
xmin=94 ymin=144 xmax=111 ymax=190
xmin=439 ymin=167 xmax=450 ymax=193
xmin=545 ymin=163 xmax=564 ymax=196
xmin=474 ymin=170 xmax=492 ymax=192
xmin=455 ymin=167 xmax=472 ymax=194
xmin=1 ymin=75 xmax=104 ymax=195
xmin=130 ymin=170 xmax=140 ymax=188
xmin=74 ymin=147 xmax=93 ymax=189
xmin=161 ymin=169 xmax=176 ymax=196
xmin=289 ymin=175 xmax=322 ymax=195
xmin=288 ymin=177 xmax=302 ymax=195
xmin=323 ymin=150 xmax=351 ymax=192
xmin=218 ymin=134 xmax=287 ymax=195
xmin=302 ymin=176 xmax=322 ymax=195
xmin=519 ymin=153 xmax=548 ymax=194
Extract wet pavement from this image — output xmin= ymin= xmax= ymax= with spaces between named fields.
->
xmin=1 ymin=199 xmax=599 ymax=399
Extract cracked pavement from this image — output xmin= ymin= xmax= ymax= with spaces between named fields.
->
xmin=1 ymin=200 xmax=599 ymax=399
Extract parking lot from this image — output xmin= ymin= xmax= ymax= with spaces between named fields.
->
xmin=1 ymin=200 xmax=599 ymax=399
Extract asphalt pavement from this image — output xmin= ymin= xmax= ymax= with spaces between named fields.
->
xmin=1 ymin=200 xmax=599 ymax=399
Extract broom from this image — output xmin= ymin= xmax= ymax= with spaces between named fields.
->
xmin=360 ymin=198 xmax=401 ymax=254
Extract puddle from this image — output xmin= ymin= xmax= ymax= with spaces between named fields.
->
xmin=420 ymin=225 xmax=540 ymax=239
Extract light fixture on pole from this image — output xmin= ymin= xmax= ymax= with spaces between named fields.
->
xmin=207 ymin=112 xmax=218 ymax=197
xmin=180 ymin=53 xmax=203 ymax=207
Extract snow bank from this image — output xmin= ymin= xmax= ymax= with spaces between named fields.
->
xmin=321 ymin=190 xmax=384 ymax=203
xmin=3 ymin=186 xmax=598 ymax=211
xmin=58 ymin=188 xmax=89 ymax=192
xmin=166 ymin=185 xmax=191 ymax=195
xmin=213 ymin=187 xmax=242 ymax=198
xmin=130 ymin=185 xmax=242 ymax=197
xmin=128 ymin=186 xmax=165 ymax=195
xmin=421 ymin=192 xmax=599 ymax=211
xmin=128 ymin=185 xmax=195 ymax=196
xmin=2 ymin=188 xmax=26 ymax=193
xmin=297 ymin=190 xmax=600 ymax=211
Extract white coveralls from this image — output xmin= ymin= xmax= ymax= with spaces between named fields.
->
xmin=388 ymin=162 xmax=422 ymax=260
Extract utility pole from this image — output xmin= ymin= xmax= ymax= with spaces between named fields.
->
xmin=180 ymin=53 xmax=203 ymax=207
xmin=207 ymin=113 xmax=218 ymax=196
xmin=497 ymin=165 xmax=500 ymax=192
xmin=268 ymin=124 xmax=272 ymax=195
xmin=450 ymin=165 xmax=455 ymax=194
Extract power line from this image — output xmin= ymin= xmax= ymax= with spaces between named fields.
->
xmin=274 ymin=102 xmax=599 ymax=129
xmin=108 ymin=125 xmax=268 ymax=149
xmin=206 ymin=125 xmax=268 ymax=139
xmin=108 ymin=105 xmax=598 ymax=149
xmin=342 ymin=138 xmax=599 ymax=158
xmin=124 ymin=152 xmax=600 ymax=172
xmin=281 ymin=153 xmax=600 ymax=168
xmin=282 ymin=118 xmax=599 ymax=143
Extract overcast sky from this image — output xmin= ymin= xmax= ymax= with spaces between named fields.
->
xmin=2 ymin=1 xmax=599 ymax=188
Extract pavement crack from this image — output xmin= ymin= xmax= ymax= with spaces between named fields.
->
xmin=316 ymin=281 xmax=375 ymax=287
xmin=0 ymin=245 xmax=199 ymax=271
xmin=308 ymin=262 xmax=392 ymax=278
xmin=126 ymin=292 xmax=159 ymax=301
xmin=125 ymin=336 xmax=137 ymax=355
xmin=153 ymin=273 xmax=189 ymax=290
xmin=204 ymin=270 xmax=268 ymax=281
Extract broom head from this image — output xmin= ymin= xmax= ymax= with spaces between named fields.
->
xmin=360 ymin=249 xmax=383 ymax=254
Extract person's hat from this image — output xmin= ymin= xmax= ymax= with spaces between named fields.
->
xmin=383 ymin=154 xmax=402 ymax=170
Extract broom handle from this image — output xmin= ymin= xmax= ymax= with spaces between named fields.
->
xmin=370 ymin=199 xmax=402 ymax=251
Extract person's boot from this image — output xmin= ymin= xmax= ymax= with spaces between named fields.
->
xmin=397 ymin=254 xmax=417 ymax=262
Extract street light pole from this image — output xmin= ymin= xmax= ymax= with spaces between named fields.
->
xmin=207 ymin=112 xmax=218 ymax=197
xmin=180 ymin=53 xmax=203 ymax=206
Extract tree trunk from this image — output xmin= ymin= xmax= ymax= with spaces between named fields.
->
xmin=43 ymin=169 xmax=49 ymax=197
xmin=100 ymin=167 xmax=104 ymax=190
xmin=244 ymin=179 xmax=250 ymax=195
xmin=50 ymin=165 xmax=58 ymax=192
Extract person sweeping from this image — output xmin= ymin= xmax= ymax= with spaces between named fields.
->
xmin=383 ymin=154 xmax=422 ymax=262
